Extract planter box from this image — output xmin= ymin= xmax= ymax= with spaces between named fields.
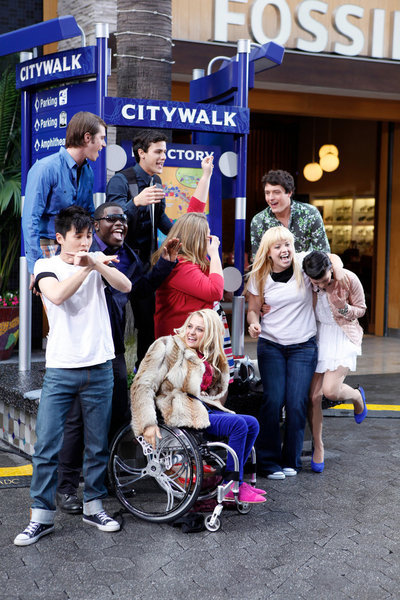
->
xmin=0 ymin=306 xmax=19 ymax=360
xmin=0 ymin=362 xmax=44 ymax=456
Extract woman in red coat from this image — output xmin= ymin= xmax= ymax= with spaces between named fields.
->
xmin=152 ymin=212 xmax=224 ymax=339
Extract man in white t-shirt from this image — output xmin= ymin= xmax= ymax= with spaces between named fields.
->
xmin=14 ymin=206 xmax=131 ymax=546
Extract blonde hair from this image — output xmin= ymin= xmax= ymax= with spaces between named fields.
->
xmin=175 ymin=309 xmax=228 ymax=375
xmin=246 ymin=226 xmax=304 ymax=298
xmin=152 ymin=212 xmax=209 ymax=271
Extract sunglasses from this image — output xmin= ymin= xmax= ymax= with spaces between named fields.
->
xmin=96 ymin=214 xmax=128 ymax=223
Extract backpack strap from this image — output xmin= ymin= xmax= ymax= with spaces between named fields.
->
xmin=120 ymin=167 xmax=139 ymax=201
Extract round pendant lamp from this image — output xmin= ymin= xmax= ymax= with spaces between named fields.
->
xmin=303 ymin=162 xmax=323 ymax=182
xmin=319 ymin=144 xmax=339 ymax=158
xmin=320 ymin=152 xmax=340 ymax=172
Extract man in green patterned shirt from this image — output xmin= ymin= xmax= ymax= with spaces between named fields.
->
xmin=250 ymin=170 xmax=330 ymax=258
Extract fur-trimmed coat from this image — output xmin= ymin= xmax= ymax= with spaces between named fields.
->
xmin=131 ymin=335 xmax=232 ymax=437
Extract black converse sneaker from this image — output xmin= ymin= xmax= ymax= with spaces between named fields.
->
xmin=82 ymin=510 xmax=120 ymax=532
xmin=14 ymin=521 xmax=55 ymax=546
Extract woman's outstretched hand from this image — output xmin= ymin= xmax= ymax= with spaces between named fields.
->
xmin=162 ymin=237 xmax=181 ymax=262
xmin=201 ymin=154 xmax=214 ymax=177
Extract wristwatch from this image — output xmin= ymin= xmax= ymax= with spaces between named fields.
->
xmin=338 ymin=303 xmax=349 ymax=315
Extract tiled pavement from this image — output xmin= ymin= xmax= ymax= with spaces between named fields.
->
xmin=1 ymin=413 xmax=399 ymax=599
xmin=1 ymin=335 xmax=400 ymax=599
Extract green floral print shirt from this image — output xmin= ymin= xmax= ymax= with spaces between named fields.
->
xmin=250 ymin=200 xmax=330 ymax=259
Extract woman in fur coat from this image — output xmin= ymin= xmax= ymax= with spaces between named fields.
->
xmin=130 ymin=309 xmax=266 ymax=504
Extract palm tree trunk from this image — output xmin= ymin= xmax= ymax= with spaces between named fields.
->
xmin=115 ymin=0 xmax=172 ymax=142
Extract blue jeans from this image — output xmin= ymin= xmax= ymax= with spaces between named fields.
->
xmin=206 ymin=412 xmax=259 ymax=482
xmin=30 ymin=361 xmax=113 ymax=522
xmin=257 ymin=336 xmax=317 ymax=474
xmin=57 ymin=353 xmax=130 ymax=494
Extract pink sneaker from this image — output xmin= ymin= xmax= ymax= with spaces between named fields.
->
xmin=241 ymin=481 xmax=266 ymax=496
xmin=224 ymin=485 xmax=266 ymax=504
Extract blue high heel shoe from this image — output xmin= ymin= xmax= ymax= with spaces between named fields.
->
xmin=311 ymin=452 xmax=324 ymax=473
xmin=354 ymin=386 xmax=367 ymax=424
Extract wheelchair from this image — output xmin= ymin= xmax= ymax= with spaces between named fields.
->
xmin=108 ymin=423 xmax=257 ymax=532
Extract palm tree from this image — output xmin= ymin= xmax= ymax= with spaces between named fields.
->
xmin=0 ymin=66 xmax=21 ymax=295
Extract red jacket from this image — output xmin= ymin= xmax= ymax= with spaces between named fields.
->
xmin=154 ymin=259 xmax=224 ymax=338
xmin=154 ymin=194 xmax=223 ymax=337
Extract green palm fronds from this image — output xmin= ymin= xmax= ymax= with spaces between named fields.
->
xmin=0 ymin=68 xmax=19 ymax=163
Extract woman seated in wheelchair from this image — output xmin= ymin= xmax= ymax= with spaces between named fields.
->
xmin=130 ymin=308 xmax=266 ymax=504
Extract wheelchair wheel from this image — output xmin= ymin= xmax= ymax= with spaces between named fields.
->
xmin=109 ymin=424 xmax=203 ymax=523
xmin=204 ymin=514 xmax=221 ymax=532
xmin=236 ymin=502 xmax=251 ymax=515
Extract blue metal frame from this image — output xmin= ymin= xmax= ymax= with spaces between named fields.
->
xmin=190 ymin=41 xmax=285 ymax=283
xmin=95 ymin=29 xmax=108 ymax=194
xmin=0 ymin=16 xmax=81 ymax=57
xmin=189 ymin=40 xmax=284 ymax=354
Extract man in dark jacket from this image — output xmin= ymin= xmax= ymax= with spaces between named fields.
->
xmin=106 ymin=130 xmax=171 ymax=366
xmin=106 ymin=130 xmax=171 ymax=262
xmin=56 ymin=202 xmax=179 ymax=514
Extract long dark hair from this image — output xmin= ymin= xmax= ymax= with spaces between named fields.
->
xmin=302 ymin=251 xmax=332 ymax=280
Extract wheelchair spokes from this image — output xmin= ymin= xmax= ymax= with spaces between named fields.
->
xmin=109 ymin=424 xmax=203 ymax=522
xmin=108 ymin=424 xmax=259 ymax=530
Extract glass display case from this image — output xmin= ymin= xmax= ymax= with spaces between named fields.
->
xmin=310 ymin=197 xmax=374 ymax=255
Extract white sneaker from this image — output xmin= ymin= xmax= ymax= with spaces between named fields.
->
xmin=267 ymin=471 xmax=285 ymax=480
xmin=83 ymin=510 xmax=120 ymax=532
xmin=283 ymin=468 xmax=297 ymax=477
xmin=14 ymin=521 xmax=54 ymax=546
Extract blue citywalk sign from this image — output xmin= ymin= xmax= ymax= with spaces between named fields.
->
xmin=16 ymin=46 xmax=96 ymax=89
xmin=0 ymin=15 xmax=82 ymax=57
xmin=104 ymin=97 xmax=249 ymax=134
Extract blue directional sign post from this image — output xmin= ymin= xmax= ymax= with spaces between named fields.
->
xmin=16 ymin=38 xmax=107 ymax=197
xmin=190 ymin=40 xmax=284 ymax=355
xmin=0 ymin=17 xmax=110 ymax=371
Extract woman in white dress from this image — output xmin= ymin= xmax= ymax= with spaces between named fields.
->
xmin=302 ymin=250 xmax=368 ymax=473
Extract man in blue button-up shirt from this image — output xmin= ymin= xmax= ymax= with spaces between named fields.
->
xmin=22 ymin=111 xmax=107 ymax=288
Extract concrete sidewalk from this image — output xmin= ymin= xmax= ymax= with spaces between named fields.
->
xmin=1 ymin=402 xmax=399 ymax=599
xmin=1 ymin=335 xmax=400 ymax=599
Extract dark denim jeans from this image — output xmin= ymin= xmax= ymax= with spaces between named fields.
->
xmin=256 ymin=336 xmax=317 ymax=474
xmin=30 ymin=361 xmax=113 ymax=521
xmin=57 ymin=353 xmax=130 ymax=495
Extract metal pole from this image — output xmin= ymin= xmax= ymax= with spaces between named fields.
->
xmin=384 ymin=122 xmax=394 ymax=336
xmin=19 ymin=51 xmax=33 ymax=371
xmin=232 ymin=296 xmax=245 ymax=356
xmin=231 ymin=39 xmax=250 ymax=355
xmin=19 ymin=256 xmax=32 ymax=370
xmin=94 ymin=23 xmax=109 ymax=201
xmin=192 ymin=68 xmax=205 ymax=80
